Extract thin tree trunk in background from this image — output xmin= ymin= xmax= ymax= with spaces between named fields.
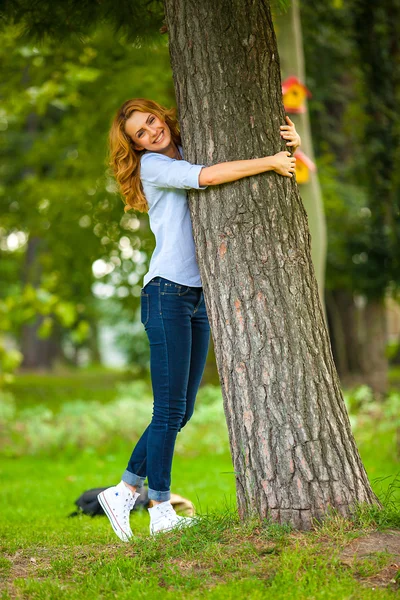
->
xmin=164 ymin=0 xmax=381 ymax=529
xmin=18 ymin=96 xmax=63 ymax=370
xmin=20 ymin=235 xmax=62 ymax=370
xmin=326 ymin=291 xmax=388 ymax=395
xmin=273 ymin=0 xmax=327 ymax=323
xmin=325 ymin=290 xmax=349 ymax=377
xmin=328 ymin=289 xmax=363 ymax=379
xmin=358 ymin=298 xmax=388 ymax=397
xmin=88 ymin=316 xmax=102 ymax=365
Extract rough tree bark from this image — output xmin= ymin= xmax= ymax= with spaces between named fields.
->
xmin=163 ymin=0 xmax=381 ymax=529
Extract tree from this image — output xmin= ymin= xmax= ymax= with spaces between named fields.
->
xmin=164 ymin=0 xmax=380 ymax=527
xmin=1 ymin=0 xmax=381 ymax=528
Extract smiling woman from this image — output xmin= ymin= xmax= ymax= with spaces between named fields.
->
xmin=108 ymin=97 xmax=298 ymax=214
xmin=102 ymin=97 xmax=301 ymax=540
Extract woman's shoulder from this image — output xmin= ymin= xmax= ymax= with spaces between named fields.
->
xmin=141 ymin=151 xmax=170 ymax=165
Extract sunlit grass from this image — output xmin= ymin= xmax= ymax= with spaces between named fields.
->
xmin=1 ymin=370 xmax=400 ymax=598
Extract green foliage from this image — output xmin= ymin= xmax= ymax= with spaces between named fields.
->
xmin=317 ymin=154 xmax=373 ymax=292
xmin=0 ymin=20 xmax=175 ymax=368
xmin=343 ymin=385 xmax=400 ymax=448
xmin=0 ymin=341 xmax=23 ymax=385
xmin=301 ymin=0 xmax=400 ymax=298
xmin=0 ymin=0 xmax=165 ymax=45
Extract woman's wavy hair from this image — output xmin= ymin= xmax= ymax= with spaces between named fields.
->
xmin=109 ymin=98 xmax=182 ymax=213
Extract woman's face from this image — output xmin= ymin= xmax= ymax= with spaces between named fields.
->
xmin=125 ymin=111 xmax=172 ymax=152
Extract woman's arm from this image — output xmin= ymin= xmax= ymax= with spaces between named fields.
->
xmin=199 ymin=151 xmax=296 ymax=186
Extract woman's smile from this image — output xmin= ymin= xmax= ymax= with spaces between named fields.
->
xmin=153 ymin=130 xmax=164 ymax=144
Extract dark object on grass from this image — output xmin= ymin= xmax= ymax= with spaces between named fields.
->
xmin=67 ymin=483 xmax=195 ymax=518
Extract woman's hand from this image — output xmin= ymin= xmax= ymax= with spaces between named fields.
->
xmin=280 ymin=116 xmax=301 ymax=151
xmin=272 ymin=150 xmax=296 ymax=177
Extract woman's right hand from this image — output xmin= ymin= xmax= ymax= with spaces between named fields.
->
xmin=272 ymin=151 xmax=296 ymax=177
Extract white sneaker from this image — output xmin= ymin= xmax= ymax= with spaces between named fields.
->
xmin=148 ymin=501 xmax=199 ymax=536
xmin=97 ymin=481 xmax=140 ymax=542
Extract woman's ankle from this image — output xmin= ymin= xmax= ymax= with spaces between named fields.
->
xmin=122 ymin=481 xmax=137 ymax=493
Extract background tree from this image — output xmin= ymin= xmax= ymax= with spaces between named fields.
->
xmin=274 ymin=0 xmax=327 ymax=318
xmin=348 ymin=0 xmax=400 ymax=395
xmin=300 ymin=0 xmax=398 ymax=395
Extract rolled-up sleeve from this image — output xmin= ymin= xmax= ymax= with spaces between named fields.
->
xmin=140 ymin=153 xmax=208 ymax=190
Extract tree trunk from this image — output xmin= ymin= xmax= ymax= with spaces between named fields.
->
xmin=164 ymin=0 xmax=381 ymax=529
xmin=20 ymin=235 xmax=63 ymax=370
xmin=326 ymin=291 xmax=389 ymax=395
xmin=325 ymin=290 xmax=349 ymax=378
xmin=273 ymin=0 xmax=328 ymax=324
xmin=326 ymin=289 xmax=363 ymax=381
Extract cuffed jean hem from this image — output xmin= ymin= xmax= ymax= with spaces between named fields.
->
xmin=122 ymin=468 xmax=146 ymax=488
xmin=148 ymin=487 xmax=171 ymax=502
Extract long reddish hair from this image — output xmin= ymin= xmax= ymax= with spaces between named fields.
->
xmin=109 ymin=98 xmax=182 ymax=213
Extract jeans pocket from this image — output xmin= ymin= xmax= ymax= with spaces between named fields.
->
xmin=140 ymin=293 xmax=150 ymax=326
xmin=161 ymin=281 xmax=190 ymax=296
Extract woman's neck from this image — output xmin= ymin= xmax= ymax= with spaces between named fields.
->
xmin=165 ymin=142 xmax=182 ymax=160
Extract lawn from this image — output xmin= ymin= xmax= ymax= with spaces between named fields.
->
xmin=1 ymin=370 xmax=400 ymax=598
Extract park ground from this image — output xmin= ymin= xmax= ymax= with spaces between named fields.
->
xmin=1 ymin=369 xmax=400 ymax=599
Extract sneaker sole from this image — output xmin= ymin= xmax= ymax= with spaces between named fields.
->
xmin=98 ymin=491 xmax=132 ymax=542
xmin=150 ymin=518 xmax=199 ymax=536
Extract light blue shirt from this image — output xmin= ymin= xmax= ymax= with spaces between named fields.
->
xmin=140 ymin=144 xmax=208 ymax=288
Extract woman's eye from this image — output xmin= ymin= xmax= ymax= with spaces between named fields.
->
xmin=150 ymin=117 xmax=155 ymax=123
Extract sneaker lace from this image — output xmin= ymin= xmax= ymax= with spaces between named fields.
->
xmin=121 ymin=493 xmax=135 ymax=524
xmin=156 ymin=503 xmax=178 ymax=524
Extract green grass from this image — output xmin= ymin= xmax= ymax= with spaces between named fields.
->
xmin=1 ymin=446 xmax=400 ymax=598
xmin=7 ymin=367 xmax=134 ymax=411
xmin=1 ymin=370 xmax=400 ymax=598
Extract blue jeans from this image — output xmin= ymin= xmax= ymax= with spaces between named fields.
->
xmin=122 ymin=276 xmax=211 ymax=501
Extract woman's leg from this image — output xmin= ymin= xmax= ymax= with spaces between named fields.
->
xmin=121 ymin=424 xmax=150 ymax=489
xmin=122 ymin=278 xmax=195 ymax=501
xmin=179 ymin=291 xmax=211 ymax=431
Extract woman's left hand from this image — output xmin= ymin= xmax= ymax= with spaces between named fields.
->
xmin=280 ymin=116 xmax=301 ymax=151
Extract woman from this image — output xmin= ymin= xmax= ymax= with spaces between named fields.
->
xmin=98 ymin=98 xmax=300 ymax=541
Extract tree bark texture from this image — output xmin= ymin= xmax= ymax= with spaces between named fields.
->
xmin=164 ymin=0 xmax=381 ymax=529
